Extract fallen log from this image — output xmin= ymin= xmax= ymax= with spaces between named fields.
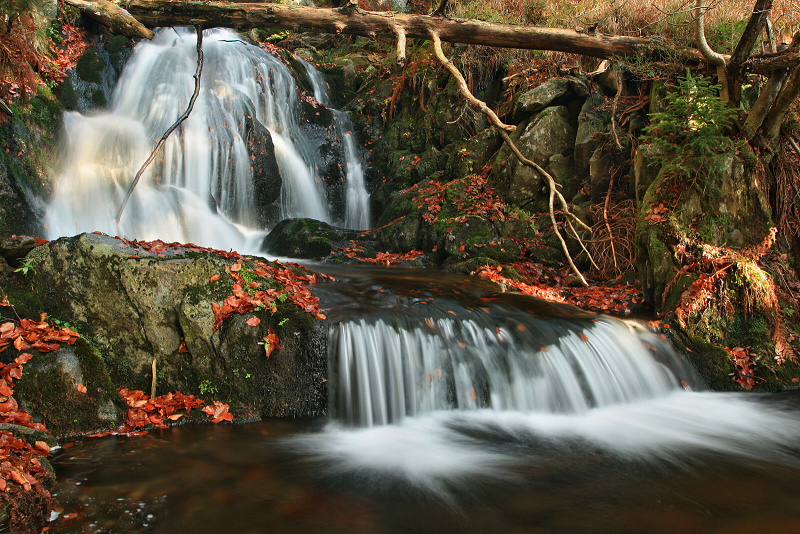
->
xmin=65 ymin=0 xmax=800 ymax=73
xmin=66 ymin=0 xmax=697 ymax=61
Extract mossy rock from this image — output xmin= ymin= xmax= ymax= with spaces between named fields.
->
xmin=76 ymin=47 xmax=104 ymax=84
xmin=10 ymin=232 xmax=330 ymax=424
xmin=10 ymin=338 xmax=124 ymax=438
xmin=0 ymin=90 xmax=61 ymax=237
xmin=262 ymin=218 xmax=361 ymax=259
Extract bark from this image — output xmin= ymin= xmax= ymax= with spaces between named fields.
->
xmin=64 ymin=0 xmax=800 ymax=74
xmin=761 ymin=63 xmax=800 ymax=147
xmin=727 ymin=0 xmax=773 ymax=105
xmin=64 ymin=0 xmax=154 ymax=40
xmin=693 ymin=0 xmax=728 ymax=102
xmin=741 ymin=68 xmax=786 ymax=140
xmin=66 ymin=0 xmax=702 ymax=61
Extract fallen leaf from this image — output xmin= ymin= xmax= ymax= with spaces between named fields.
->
xmin=246 ymin=317 xmax=261 ymax=327
xmin=76 ymin=384 xmax=87 ymax=394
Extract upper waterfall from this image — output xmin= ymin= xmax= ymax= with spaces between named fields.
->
xmin=45 ymin=28 xmax=370 ymax=252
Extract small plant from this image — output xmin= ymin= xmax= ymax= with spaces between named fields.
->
xmin=13 ymin=260 xmax=36 ymax=276
xmin=198 ymin=379 xmax=218 ymax=396
xmin=642 ymin=70 xmax=740 ymax=176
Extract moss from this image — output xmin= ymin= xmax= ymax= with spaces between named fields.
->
xmin=669 ymin=327 xmax=739 ymax=391
xmin=90 ymin=87 xmax=107 ymax=108
xmin=76 ymin=47 xmax=104 ymax=84
xmin=15 ymin=338 xmax=123 ymax=437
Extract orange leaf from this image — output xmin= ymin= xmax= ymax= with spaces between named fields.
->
xmin=209 ymin=274 xmax=220 ymax=282
xmin=579 ymin=332 xmax=589 ymax=342
xmin=14 ymin=352 xmax=33 ymax=365
xmin=246 ymin=317 xmax=260 ymax=327
xmin=263 ymin=326 xmax=280 ymax=358
xmin=34 ymin=441 xmax=50 ymax=454
xmin=76 ymin=384 xmax=87 ymax=394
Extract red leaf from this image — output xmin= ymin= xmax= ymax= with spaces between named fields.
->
xmin=262 ymin=326 xmax=280 ymax=358
xmin=76 ymin=384 xmax=87 ymax=394
xmin=246 ymin=317 xmax=260 ymax=327
xmin=14 ymin=353 xmax=32 ymax=366
xmin=209 ymin=274 xmax=220 ymax=282
xmin=579 ymin=332 xmax=589 ymax=342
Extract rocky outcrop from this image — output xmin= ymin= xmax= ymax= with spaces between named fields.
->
xmin=3 ymin=233 xmax=328 ymax=436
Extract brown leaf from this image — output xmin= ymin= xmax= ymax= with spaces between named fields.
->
xmin=245 ymin=317 xmax=261 ymax=327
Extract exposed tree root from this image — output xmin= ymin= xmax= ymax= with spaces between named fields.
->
xmin=429 ymin=31 xmax=595 ymax=286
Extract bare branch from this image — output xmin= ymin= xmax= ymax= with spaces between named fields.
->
xmin=393 ymin=25 xmax=407 ymax=66
xmin=116 ymin=28 xmax=204 ymax=223
xmin=693 ymin=0 xmax=729 ymax=101
xmin=428 ymin=32 xmax=514 ymax=132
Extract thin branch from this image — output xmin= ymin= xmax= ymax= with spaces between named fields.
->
xmin=429 ymin=30 xmax=592 ymax=285
xmin=116 ymin=27 xmax=204 ymax=224
xmin=611 ymin=69 xmax=624 ymax=149
xmin=428 ymin=31 xmax=515 ymax=132
xmin=603 ymin=168 xmax=618 ymax=272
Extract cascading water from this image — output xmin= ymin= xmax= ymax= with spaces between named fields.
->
xmin=330 ymin=316 xmax=685 ymax=427
xmin=45 ymin=28 xmax=370 ymax=251
xmin=289 ymin=268 xmax=800 ymax=494
xmin=48 ymin=268 xmax=800 ymax=532
xmin=301 ymin=60 xmax=370 ymax=230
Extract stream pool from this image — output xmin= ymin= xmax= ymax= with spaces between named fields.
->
xmin=47 ymin=403 xmax=800 ymax=534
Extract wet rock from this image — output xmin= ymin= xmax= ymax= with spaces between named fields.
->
xmin=13 ymin=232 xmax=329 ymax=428
xmin=263 ymin=218 xmax=360 ymax=259
xmin=0 ymin=236 xmax=38 ymax=267
xmin=246 ymin=116 xmax=282 ymax=226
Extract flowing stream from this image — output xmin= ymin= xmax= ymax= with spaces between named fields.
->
xmin=38 ymin=25 xmax=800 ymax=534
xmin=48 ymin=267 xmax=800 ymax=533
xmin=45 ymin=28 xmax=369 ymax=251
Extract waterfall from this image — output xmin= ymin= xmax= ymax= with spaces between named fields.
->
xmin=284 ymin=276 xmax=800 ymax=491
xmin=45 ymin=28 xmax=369 ymax=251
xmin=301 ymin=60 xmax=371 ymax=230
xmin=329 ymin=314 xmax=689 ymax=427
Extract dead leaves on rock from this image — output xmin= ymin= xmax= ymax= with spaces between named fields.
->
xmin=0 ymin=313 xmax=79 ymax=354
xmin=475 ymin=263 xmax=645 ymax=315
xmin=107 ymin=389 xmax=232 ymax=436
xmin=211 ymin=258 xmax=327 ymax=337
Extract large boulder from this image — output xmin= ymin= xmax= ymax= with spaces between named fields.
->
xmin=488 ymin=105 xmax=577 ymax=209
xmin=6 ymin=233 xmax=328 ymax=431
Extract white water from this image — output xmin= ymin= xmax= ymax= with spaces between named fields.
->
xmin=46 ymin=28 xmax=369 ymax=251
xmin=291 ymin=311 xmax=800 ymax=495
xmin=301 ymin=60 xmax=370 ymax=230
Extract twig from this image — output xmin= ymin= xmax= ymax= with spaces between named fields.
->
xmin=115 ymin=27 xmax=205 ymax=224
xmin=150 ymin=356 xmax=157 ymax=399
xmin=611 ymin=69 xmax=624 ymax=149
xmin=603 ymin=168 xmax=618 ymax=272
xmin=428 ymin=31 xmax=593 ymax=285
